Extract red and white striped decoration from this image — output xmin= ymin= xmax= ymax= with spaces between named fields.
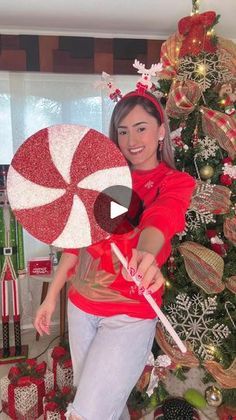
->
xmin=7 ymin=124 xmax=131 ymax=248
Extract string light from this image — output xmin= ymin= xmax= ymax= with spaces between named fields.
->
xmin=197 ymin=63 xmax=207 ymax=76
xmin=192 ymin=0 xmax=200 ymax=15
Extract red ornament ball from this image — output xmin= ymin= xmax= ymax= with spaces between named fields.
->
xmin=220 ymin=174 xmax=232 ymax=186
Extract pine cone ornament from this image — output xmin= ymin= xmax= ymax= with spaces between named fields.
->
xmin=154 ymin=397 xmax=200 ymax=419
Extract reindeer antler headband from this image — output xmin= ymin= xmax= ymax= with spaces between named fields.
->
xmin=96 ymin=59 xmax=164 ymax=123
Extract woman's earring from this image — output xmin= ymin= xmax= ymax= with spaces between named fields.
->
xmin=158 ymin=137 xmax=164 ymax=151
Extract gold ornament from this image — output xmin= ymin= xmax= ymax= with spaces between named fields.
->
xmin=205 ymin=386 xmax=223 ymax=407
xmin=199 ymin=165 xmax=214 ymax=180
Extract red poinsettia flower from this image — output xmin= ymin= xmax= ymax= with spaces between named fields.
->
xmin=25 ymin=358 xmax=37 ymax=367
xmin=8 ymin=366 xmax=21 ymax=381
xmin=61 ymin=386 xmax=71 ymax=395
xmin=45 ymin=401 xmax=59 ymax=412
xmin=62 ymin=359 xmax=72 ymax=369
xmin=52 ymin=346 xmax=67 ymax=360
xmin=35 ymin=361 xmax=47 ymax=375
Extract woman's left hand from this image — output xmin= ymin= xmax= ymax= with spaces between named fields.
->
xmin=122 ymin=248 xmax=165 ymax=294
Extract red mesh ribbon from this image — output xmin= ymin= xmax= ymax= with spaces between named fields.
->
xmin=201 ymin=107 xmax=236 ymax=159
xmin=178 ymin=11 xmax=217 ymax=57
xmin=8 ymin=377 xmax=45 ymax=419
xmin=166 ymin=80 xmax=201 ymax=118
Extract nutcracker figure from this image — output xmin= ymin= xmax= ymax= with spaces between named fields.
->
xmin=0 ymin=165 xmax=26 ymax=359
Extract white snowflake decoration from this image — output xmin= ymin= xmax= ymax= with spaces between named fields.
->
xmin=165 ymin=293 xmax=230 ymax=360
xmin=186 ymin=212 xmax=201 ymax=232
xmin=177 ymin=53 xmax=231 ymax=91
xmin=198 ymin=136 xmax=219 ymax=160
xmin=145 ymin=180 xmax=154 ymax=189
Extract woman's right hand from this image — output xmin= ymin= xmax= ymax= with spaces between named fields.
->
xmin=34 ymin=298 xmax=56 ymax=336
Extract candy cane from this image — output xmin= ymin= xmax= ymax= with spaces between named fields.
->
xmin=111 ymin=242 xmax=187 ymax=354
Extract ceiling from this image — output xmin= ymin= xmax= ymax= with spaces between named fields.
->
xmin=0 ymin=0 xmax=235 ymax=41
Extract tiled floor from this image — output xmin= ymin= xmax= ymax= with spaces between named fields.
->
xmin=0 ymin=326 xmax=218 ymax=420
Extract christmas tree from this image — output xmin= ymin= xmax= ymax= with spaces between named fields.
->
xmin=151 ymin=0 xmax=236 ymax=416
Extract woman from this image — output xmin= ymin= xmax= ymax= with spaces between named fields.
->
xmin=34 ymin=89 xmax=195 ymax=420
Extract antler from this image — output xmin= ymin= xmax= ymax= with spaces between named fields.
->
xmin=149 ymin=63 xmax=163 ymax=76
xmin=133 ymin=59 xmax=147 ymax=74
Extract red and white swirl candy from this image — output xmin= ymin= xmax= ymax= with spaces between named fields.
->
xmin=7 ymin=124 xmax=131 ymax=248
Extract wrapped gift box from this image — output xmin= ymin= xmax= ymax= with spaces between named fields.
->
xmin=43 ymin=387 xmax=75 ymax=420
xmin=28 ymin=257 xmax=52 ymax=275
xmin=0 ymin=363 xmax=54 ymax=420
xmin=48 ymin=346 xmax=73 ymax=391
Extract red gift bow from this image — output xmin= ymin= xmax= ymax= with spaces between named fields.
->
xmin=178 ymin=11 xmax=217 ymax=57
xmin=88 ymin=232 xmax=137 ymax=274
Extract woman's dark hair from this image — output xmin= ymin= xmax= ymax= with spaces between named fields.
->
xmin=109 ymin=92 xmax=175 ymax=169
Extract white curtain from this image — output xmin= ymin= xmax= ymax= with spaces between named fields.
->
xmin=0 ymin=71 xmax=136 ymax=328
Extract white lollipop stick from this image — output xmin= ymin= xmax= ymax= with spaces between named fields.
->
xmin=111 ymin=242 xmax=187 ymax=353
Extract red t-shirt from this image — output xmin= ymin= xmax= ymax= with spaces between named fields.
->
xmin=65 ymin=162 xmax=195 ymax=319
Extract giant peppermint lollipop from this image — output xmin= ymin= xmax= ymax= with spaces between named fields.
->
xmin=7 ymin=123 xmax=187 ymax=353
xmin=7 ymin=124 xmax=132 ymax=248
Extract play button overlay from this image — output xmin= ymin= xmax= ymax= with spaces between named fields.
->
xmin=110 ymin=201 xmax=128 ymax=219
xmin=94 ymin=185 xmax=143 ymax=235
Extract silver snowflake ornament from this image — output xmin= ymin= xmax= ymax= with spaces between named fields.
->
xmin=165 ymin=293 xmax=230 ymax=360
xmin=198 ymin=136 xmax=219 ymax=160
xmin=177 ymin=52 xmax=232 ymax=91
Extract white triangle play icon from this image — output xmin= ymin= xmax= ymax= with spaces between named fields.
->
xmin=110 ymin=201 xmax=128 ymax=219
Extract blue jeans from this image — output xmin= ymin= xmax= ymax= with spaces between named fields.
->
xmin=65 ymin=300 xmax=157 ymax=420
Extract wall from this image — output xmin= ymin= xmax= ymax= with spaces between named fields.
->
xmin=0 ymin=34 xmax=164 ymax=74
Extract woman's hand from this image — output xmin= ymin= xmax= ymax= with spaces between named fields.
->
xmin=122 ymin=248 xmax=165 ymax=294
xmin=34 ymin=297 xmax=56 ymax=336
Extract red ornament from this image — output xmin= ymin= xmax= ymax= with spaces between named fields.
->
xmin=210 ymin=242 xmax=228 ymax=257
xmin=7 ymin=125 xmax=131 ymax=249
xmin=220 ymin=174 xmax=233 ymax=186
xmin=222 ymin=157 xmax=233 ymax=165
xmin=206 ymin=229 xmax=217 ymax=239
